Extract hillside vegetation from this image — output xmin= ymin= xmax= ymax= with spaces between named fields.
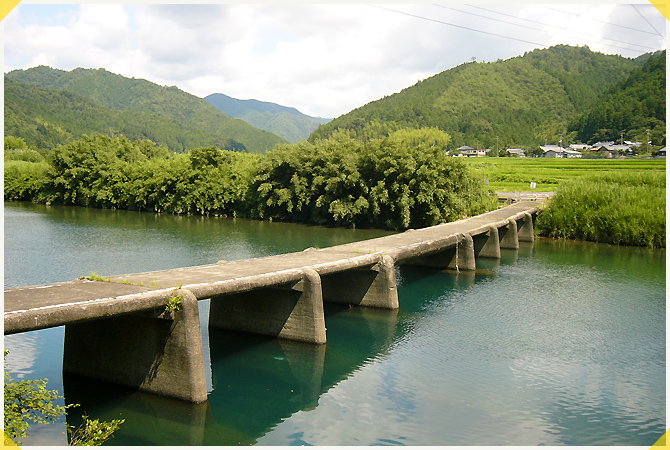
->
xmin=5 ymin=67 xmax=287 ymax=153
xmin=568 ymin=51 xmax=666 ymax=145
xmin=309 ymin=45 xmax=649 ymax=149
xmin=205 ymin=93 xmax=331 ymax=143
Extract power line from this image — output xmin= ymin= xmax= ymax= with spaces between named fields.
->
xmin=371 ymin=5 xmax=550 ymax=48
xmin=631 ymin=4 xmax=665 ymax=38
xmin=436 ymin=4 xmax=660 ymax=52
xmin=538 ymin=5 xmax=666 ymax=37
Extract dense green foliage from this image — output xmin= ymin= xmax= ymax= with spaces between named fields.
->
xmin=5 ymin=67 xmax=287 ymax=153
xmin=253 ymin=128 xmax=495 ymax=229
xmin=568 ymin=51 xmax=666 ymax=145
xmin=536 ymin=172 xmax=666 ymax=248
xmin=4 ymin=130 xmax=497 ymax=230
xmin=38 ymin=135 xmax=258 ymax=216
xmin=205 ymin=93 xmax=331 ymax=143
xmin=310 ymin=45 xmax=647 ymax=149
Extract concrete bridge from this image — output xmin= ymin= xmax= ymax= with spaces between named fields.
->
xmin=4 ymin=201 xmax=541 ymax=404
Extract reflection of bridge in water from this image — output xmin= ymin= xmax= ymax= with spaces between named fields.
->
xmin=62 ymin=248 xmax=535 ymax=446
xmin=5 ymin=202 xmax=541 ymax=407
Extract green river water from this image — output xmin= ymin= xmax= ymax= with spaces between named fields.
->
xmin=3 ymin=202 xmax=666 ymax=446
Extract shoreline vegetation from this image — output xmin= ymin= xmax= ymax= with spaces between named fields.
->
xmin=4 ymin=132 xmax=665 ymax=248
xmin=4 ymin=129 xmax=497 ymax=230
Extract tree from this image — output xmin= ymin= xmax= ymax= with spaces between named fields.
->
xmin=4 ymin=136 xmax=28 ymax=151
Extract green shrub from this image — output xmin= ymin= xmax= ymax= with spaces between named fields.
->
xmin=5 ymin=130 xmax=496 ymax=230
xmin=252 ymin=128 xmax=496 ymax=229
xmin=4 ymin=160 xmax=50 ymax=201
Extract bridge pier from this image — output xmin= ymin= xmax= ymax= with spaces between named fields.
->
xmin=500 ymin=219 xmax=520 ymax=250
xmin=400 ymin=233 xmax=476 ymax=271
xmin=208 ymin=269 xmax=327 ymax=344
xmin=321 ymin=255 xmax=399 ymax=309
xmin=474 ymin=226 xmax=501 ymax=259
xmin=62 ymin=289 xmax=207 ymax=403
xmin=518 ymin=212 xmax=535 ymax=242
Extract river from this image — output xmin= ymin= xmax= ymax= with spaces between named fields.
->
xmin=3 ymin=202 xmax=666 ymax=446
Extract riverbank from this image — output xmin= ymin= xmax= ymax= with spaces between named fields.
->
xmin=5 ymin=134 xmax=665 ymax=247
xmin=535 ymin=171 xmax=665 ymax=248
xmin=4 ymin=132 xmax=496 ymax=230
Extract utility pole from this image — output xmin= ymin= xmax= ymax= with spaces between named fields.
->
xmin=647 ymin=129 xmax=651 ymax=154
xmin=559 ymin=134 xmax=563 ymax=149
xmin=496 ymin=136 xmax=499 ymax=154
xmin=621 ymin=132 xmax=624 ymax=146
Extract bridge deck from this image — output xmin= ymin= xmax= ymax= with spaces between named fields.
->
xmin=4 ymin=201 xmax=540 ymax=334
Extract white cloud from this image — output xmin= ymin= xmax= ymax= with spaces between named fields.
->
xmin=3 ymin=3 xmax=666 ymax=118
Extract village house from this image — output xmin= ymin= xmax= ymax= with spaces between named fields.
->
xmin=506 ymin=148 xmax=526 ymax=157
xmin=540 ymin=145 xmax=583 ymax=158
xmin=457 ymin=145 xmax=489 ymax=157
xmin=570 ymin=144 xmax=590 ymax=151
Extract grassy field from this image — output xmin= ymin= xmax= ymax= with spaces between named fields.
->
xmin=535 ymin=171 xmax=666 ymax=247
xmin=463 ymin=157 xmax=666 ymax=192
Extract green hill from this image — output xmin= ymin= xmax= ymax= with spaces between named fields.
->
xmin=568 ymin=51 xmax=666 ymax=145
xmin=309 ymin=45 xmax=647 ymax=149
xmin=204 ymin=93 xmax=331 ymax=143
xmin=5 ymin=67 xmax=287 ymax=153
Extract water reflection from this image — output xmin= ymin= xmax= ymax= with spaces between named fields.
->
xmin=61 ymin=268 xmax=477 ymax=446
xmin=63 ymin=375 xmax=213 ymax=446
xmin=4 ymin=202 xmax=394 ymax=288
xmin=62 ymin=300 xmax=405 ymax=445
xmin=6 ymin=204 xmax=665 ymax=446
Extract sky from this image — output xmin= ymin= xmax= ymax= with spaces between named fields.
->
xmin=2 ymin=2 xmax=667 ymax=119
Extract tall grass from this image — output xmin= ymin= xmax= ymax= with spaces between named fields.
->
xmin=535 ymin=171 xmax=666 ymax=248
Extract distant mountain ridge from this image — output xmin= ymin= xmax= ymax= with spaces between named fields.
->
xmin=309 ymin=45 xmax=653 ymax=149
xmin=205 ymin=93 xmax=331 ymax=143
xmin=5 ymin=66 xmax=287 ymax=153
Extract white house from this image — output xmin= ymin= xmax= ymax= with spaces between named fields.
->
xmin=458 ymin=146 xmax=489 ymax=157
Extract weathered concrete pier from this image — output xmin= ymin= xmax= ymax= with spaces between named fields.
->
xmin=4 ymin=201 xmax=541 ymax=403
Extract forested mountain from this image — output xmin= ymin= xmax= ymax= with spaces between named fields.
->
xmin=205 ymin=93 xmax=331 ymax=143
xmin=309 ymin=45 xmax=650 ymax=149
xmin=5 ymin=67 xmax=287 ymax=153
xmin=568 ymin=51 xmax=666 ymax=145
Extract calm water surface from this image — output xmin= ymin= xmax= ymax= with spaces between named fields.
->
xmin=3 ymin=202 xmax=666 ymax=446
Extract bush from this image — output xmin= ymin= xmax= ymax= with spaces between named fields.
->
xmin=252 ymin=128 xmax=496 ymax=229
xmin=4 ymin=350 xmax=124 ymax=446
xmin=4 ymin=160 xmax=50 ymax=201
xmin=5 ymin=130 xmax=497 ymax=230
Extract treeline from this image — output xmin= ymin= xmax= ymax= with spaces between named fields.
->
xmin=5 ymin=129 xmax=497 ymax=230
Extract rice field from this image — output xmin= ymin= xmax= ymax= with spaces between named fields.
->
xmin=463 ymin=157 xmax=666 ymax=192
